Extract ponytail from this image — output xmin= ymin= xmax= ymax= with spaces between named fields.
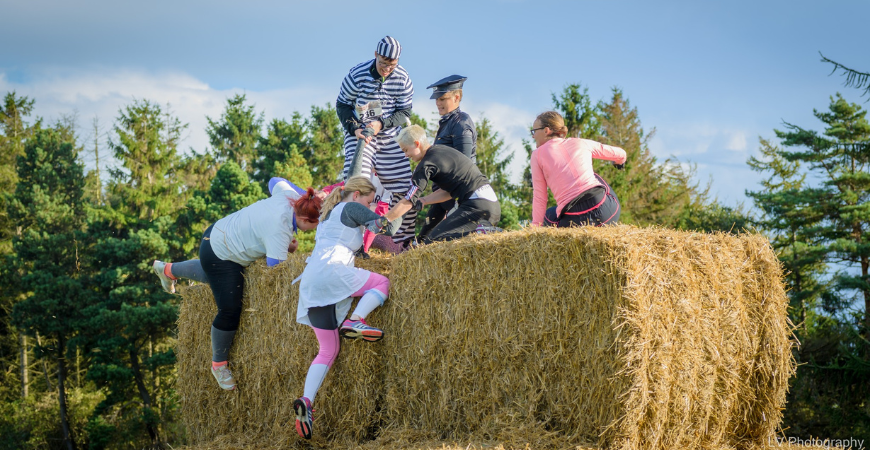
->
xmin=536 ymin=111 xmax=568 ymax=139
xmin=293 ymin=187 xmax=323 ymax=223
xmin=320 ymin=176 xmax=377 ymax=222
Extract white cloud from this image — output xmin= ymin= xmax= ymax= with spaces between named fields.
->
xmin=724 ymin=131 xmax=747 ymax=152
xmin=0 ymin=68 xmax=336 ymax=169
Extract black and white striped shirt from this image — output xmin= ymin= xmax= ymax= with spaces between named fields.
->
xmin=336 ymin=59 xmax=414 ymax=137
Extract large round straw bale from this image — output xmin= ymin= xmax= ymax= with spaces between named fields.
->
xmin=175 ymin=225 xmax=794 ymax=450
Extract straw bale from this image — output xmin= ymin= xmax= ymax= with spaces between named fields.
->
xmin=175 ymin=225 xmax=795 ymax=450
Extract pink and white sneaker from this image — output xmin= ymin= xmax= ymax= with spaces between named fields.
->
xmin=293 ymin=396 xmax=314 ymax=439
xmin=339 ymin=318 xmax=384 ymax=342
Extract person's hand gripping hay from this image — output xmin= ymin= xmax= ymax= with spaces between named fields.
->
xmin=291 ymin=176 xmax=395 ymax=440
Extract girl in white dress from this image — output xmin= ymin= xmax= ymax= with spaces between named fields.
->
xmin=293 ymin=176 xmax=397 ymax=439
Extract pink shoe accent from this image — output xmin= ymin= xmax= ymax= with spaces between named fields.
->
xmin=164 ymin=263 xmax=177 ymax=280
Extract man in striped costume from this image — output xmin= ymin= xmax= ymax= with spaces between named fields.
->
xmin=335 ymin=36 xmax=415 ymax=245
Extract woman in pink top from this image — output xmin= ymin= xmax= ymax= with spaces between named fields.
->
xmin=530 ymin=111 xmax=626 ymax=227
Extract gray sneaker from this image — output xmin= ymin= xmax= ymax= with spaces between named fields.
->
xmin=211 ymin=364 xmax=236 ymax=390
xmin=152 ymin=260 xmax=176 ymax=294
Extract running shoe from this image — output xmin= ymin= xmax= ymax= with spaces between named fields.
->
xmin=293 ymin=396 xmax=314 ymax=439
xmin=339 ymin=318 xmax=384 ymax=342
xmin=211 ymin=363 xmax=236 ymax=390
xmin=152 ymin=260 xmax=176 ymax=294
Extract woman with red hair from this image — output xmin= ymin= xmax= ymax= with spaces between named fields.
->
xmin=152 ymin=177 xmax=321 ymax=391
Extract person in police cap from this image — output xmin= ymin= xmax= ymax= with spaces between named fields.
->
xmin=419 ymin=75 xmax=479 ymax=239
xmin=335 ymin=36 xmax=417 ymax=245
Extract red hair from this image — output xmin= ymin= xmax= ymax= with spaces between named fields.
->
xmin=293 ymin=187 xmax=322 ymax=223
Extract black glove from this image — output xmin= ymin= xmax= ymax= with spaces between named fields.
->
xmin=614 ymin=162 xmax=625 ymax=171
xmin=410 ymin=198 xmax=425 ymax=212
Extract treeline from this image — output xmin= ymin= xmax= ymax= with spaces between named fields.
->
xmin=0 ymin=79 xmax=862 ymax=449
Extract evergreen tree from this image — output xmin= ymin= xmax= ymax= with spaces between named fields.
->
xmin=593 ymin=88 xmax=700 ymax=227
xmin=552 ymin=83 xmax=601 ymax=139
xmin=206 ymin=93 xmax=263 ymax=174
xmin=0 ymin=92 xmax=38 ymax=403
xmin=85 ymin=100 xmax=186 ymax=447
xmin=474 ymin=116 xmax=518 ymax=229
xmin=821 ymin=53 xmax=870 ymax=98
xmin=8 ymin=125 xmax=89 ymax=450
xmin=253 ymin=115 xmax=312 ymax=191
xmin=747 ymin=138 xmax=827 ymax=329
xmin=0 ymin=92 xmax=38 ymax=252
xmin=305 ymin=103 xmax=344 ymax=187
xmin=773 ymin=93 xmax=870 ymax=345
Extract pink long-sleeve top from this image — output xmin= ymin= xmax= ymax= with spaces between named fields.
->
xmin=530 ymin=138 xmax=627 ymax=226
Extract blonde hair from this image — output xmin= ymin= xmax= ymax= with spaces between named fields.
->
xmin=438 ymin=89 xmax=462 ymax=102
xmin=396 ymin=124 xmax=428 ymax=148
xmin=319 ymin=176 xmax=377 ymax=222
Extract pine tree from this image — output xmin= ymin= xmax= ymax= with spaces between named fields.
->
xmin=305 ymin=103 xmax=345 ymax=187
xmin=593 ymin=88 xmax=700 ymax=227
xmin=821 ymin=53 xmax=870 ymax=98
xmin=253 ymin=115 xmax=312 ymax=191
xmin=552 ymin=83 xmax=601 ymax=139
xmin=747 ymin=138 xmax=827 ymax=330
xmin=773 ymin=93 xmax=870 ymax=347
xmin=206 ymin=93 xmax=263 ymax=174
xmin=474 ymin=116 xmax=518 ymax=229
xmin=85 ymin=100 xmax=187 ymax=446
xmin=0 ymin=92 xmax=38 ymax=252
xmin=8 ymin=125 xmax=89 ymax=450
xmin=180 ymin=161 xmax=265 ymax=234
xmin=0 ymin=92 xmax=39 ymax=403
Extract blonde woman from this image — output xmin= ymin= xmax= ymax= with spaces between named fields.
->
xmin=292 ymin=176 xmax=398 ymax=439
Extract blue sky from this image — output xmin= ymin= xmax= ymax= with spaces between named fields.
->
xmin=1 ymin=0 xmax=868 ymax=208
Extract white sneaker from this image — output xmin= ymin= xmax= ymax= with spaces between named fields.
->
xmin=152 ymin=260 xmax=176 ymax=294
xmin=211 ymin=363 xmax=236 ymax=390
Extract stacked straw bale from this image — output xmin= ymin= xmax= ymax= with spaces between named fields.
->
xmin=176 ymin=225 xmax=795 ymax=450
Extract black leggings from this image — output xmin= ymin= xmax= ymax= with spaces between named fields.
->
xmin=199 ymin=224 xmax=247 ymax=331
xmin=422 ymin=199 xmax=501 ymax=244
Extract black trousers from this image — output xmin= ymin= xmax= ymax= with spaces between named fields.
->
xmin=421 ymin=199 xmax=501 ymax=244
xmin=419 ymin=198 xmax=455 ymax=240
xmin=544 ymin=176 xmax=620 ymax=227
xmin=199 ymin=224 xmax=247 ymax=331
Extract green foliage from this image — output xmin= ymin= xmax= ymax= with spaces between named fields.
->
xmin=473 ymin=116 xmax=519 ymax=229
xmin=749 ymin=92 xmax=870 ymax=442
xmin=304 ymin=103 xmax=345 ymax=187
xmin=206 ymin=94 xmax=263 ymax=174
xmin=0 ymin=389 xmax=105 ymax=450
xmin=6 ymin=124 xmax=90 ymax=449
xmin=0 ymin=92 xmax=38 ymax=251
xmin=594 ymin=88 xmax=704 ymax=228
xmin=86 ymin=100 xmax=189 ymax=447
xmin=253 ymin=115 xmax=312 ymax=192
xmin=551 ymin=83 xmax=601 ymax=139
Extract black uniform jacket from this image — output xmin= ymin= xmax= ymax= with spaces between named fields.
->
xmin=404 ymin=145 xmax=489 ymax=204
xmin=433 ymin=108 xmax=476 ymax=163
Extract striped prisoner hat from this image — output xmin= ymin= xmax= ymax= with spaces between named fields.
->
xmin=376 ymin=36 xmax=402 ymax=60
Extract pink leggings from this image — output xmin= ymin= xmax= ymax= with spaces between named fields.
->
xmin=350 ymin=271 xmax=389 ymax=299
xmin=309 ymin=271 xmax=389 ymax=367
